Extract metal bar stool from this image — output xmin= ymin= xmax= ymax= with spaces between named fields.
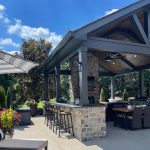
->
xmin=55 ymin=106 xmax=74 ymax=137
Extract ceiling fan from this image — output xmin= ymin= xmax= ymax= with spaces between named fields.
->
xmin=102 ymin=52 xmax=124 ymax=62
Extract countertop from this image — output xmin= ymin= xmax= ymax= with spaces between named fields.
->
xmin=50 ymin=102 xmax=106 ymax=108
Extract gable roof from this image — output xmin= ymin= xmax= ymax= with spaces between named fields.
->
xmin=41 ymin=0 xmax=150 ymax=73
xmin=74 ymin=0 xmax=150 ymax=38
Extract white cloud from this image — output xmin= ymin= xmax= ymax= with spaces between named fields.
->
xmin=8 ymin=50 xmax=20 ymax=55
xmin=104 ymin=9 xmax=119 ymax=16
xmin=0 ymin=4 xmax=5 ymax=12
xmin=0 ymin=4 xmax=10 ymax=24
xmin=8 ymin=19 xmax=62 ymax=48
xmin=0 ymin=38 xmax=20 ymax=48
xmin=0 ymin=48 xmax=20 ymax=55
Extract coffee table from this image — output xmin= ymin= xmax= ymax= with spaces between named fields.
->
xmin=0 ymin=139 xmax=48 ymax=150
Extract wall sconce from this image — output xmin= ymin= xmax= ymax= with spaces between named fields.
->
xmin=74 ymin=61 xmax=82 ymax=72
xmin=78 ymin=62 xmax=82 ymax=72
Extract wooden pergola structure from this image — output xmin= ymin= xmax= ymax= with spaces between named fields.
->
xmin=41 ymin=0 xmax=150 ymax=105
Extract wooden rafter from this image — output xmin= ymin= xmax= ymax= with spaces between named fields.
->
xmin=130 ymin=14 xmax=149 ymax=44
xmin=84 ymin=37 xmax=150 ymax=55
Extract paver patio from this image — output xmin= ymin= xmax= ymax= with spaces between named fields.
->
xmin=13 ymin=117 xmax=101 ymax=150
xmin=13 ymin=117 xmax=150 ymax=150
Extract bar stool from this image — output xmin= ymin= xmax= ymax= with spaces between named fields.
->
xmin=43 ymin=105 xmax=49 ymax=126
xmin=48 ymin=105 xmax=55 ymax=129
xmin=55 ymin=106 xmax=74 ymax=137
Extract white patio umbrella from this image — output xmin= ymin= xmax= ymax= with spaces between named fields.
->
xmin=0 ymin=50 xmax=38 ymax=107
xmin=0 ymin=50 xmax=38 ymax=74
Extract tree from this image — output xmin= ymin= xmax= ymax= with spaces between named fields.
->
xmin=60 ymin=62 xmax=70 ymax=102
xmin=0 ymin=86 xmax=6 ymax=109
xmin=15 ymin=38 xmax=52 ymax=101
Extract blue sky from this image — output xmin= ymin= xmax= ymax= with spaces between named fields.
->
xmin=0 ymin=0 xmax=137 ymax=53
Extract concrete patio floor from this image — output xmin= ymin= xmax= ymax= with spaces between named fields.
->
xmin=13 ymin=117 xmax=150 ymax=150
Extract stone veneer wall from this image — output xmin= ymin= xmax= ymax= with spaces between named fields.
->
xmin=69 ymin=52 xmax=99 ymax=103
xmin=63 ymin=106 xmax=106 ymax=141
xmin=69 ymin=55 xmax=79 ymax=102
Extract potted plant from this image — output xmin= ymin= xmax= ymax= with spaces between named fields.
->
xmin=99 ymin=88 xmax=105 ymax=103
xmin=25 ymin=99 xmax=37 ymax=116
xmin=0 ymin=109 xmax=20 ymax=137
xmin=122 ymin=89 xmax=128 ymax=101
xmin=36 ymin=101 xmax=44 ymax=115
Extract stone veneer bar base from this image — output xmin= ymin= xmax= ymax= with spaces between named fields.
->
xmin=63 ymin=106 xmax=106 ymax=141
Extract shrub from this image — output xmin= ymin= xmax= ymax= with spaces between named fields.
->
xmin=50 ymin=98 xmax=56 ymax=103
xmin=122 ymin=89 xmax=128 ymax=101
xmin=0 ymin=109 xmax=20 ymax=128
xmin=25 ymin=99 xmax=37 ymax=116
xmin=100 ymin=88 xmax=105 ymax=102
xmin=37 ymin=101 xmax=43 ymax=109
xmin=25 ymin=99 xmax=37 ymax=108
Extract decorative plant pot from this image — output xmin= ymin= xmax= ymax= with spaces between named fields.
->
xmin=2 ymin=128 xmax=14 ymax=138
xmin=30 ymin=105 xmax=36 ymax=116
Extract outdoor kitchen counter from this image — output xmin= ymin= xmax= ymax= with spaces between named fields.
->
xmin=51 ymin=102 xmax=106 ymax=141
xmin=51 ymin=102 xmax=106 ymax=108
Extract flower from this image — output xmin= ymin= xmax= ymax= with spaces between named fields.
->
xmin=0 ymin=109 xmax=21 ymax=128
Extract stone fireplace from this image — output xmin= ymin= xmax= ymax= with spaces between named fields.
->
xmin=69 ymin=52 xmax=100 ymax=104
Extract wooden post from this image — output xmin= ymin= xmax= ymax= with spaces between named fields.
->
xmin=78 ymin=47 xmax=88 ymax=105
xmin=111 ymin=76 xmax=115 ymax=99
xmin=55 ymin=65 xmax=61 ymax=102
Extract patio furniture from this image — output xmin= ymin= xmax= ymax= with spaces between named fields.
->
xmin=113 ymin=108 xmax=133 ymax=129
xmin=127 ymin=107 xmax=143 ymax=130
xmin=53 ymin=106 xmax=74 ymax=137
xmin=16 ymin=108 xmax=31 ymax=125
xmin=105 ymin=102 xmax=128 ymax=122
xmin=0 ymin=139 xmax=48 ymax=150
xmin=143 ymin=106 xmax=150 ymax=128
xmin=44 ymin=104 xmax=53 ymax=127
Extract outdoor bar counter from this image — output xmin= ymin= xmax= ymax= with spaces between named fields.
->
xmin=51 ymin=102 xmax=106 ymax=141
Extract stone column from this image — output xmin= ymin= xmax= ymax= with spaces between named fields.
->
xmin=55 ymin=65 xmax=61 ymax=102
xmin=78 ymin=47 xmax=88 ymax=105
xmin=111 ymin=76 xmax=115 ymax=99
xmin=139 ymin=70 xmax=144 ymax=97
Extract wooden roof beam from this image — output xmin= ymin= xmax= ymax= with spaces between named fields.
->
xmin=84 ymin=37 xmax=150 ymax=55
xmin=130 ymin=14 xmax=149 ymax=44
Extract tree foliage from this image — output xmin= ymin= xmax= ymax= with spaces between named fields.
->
xmin=14 ymin=38 xmax=52 ymax=101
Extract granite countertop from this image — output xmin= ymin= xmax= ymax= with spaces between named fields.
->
xmin=51 ymin=102 xmax=105 ymax=108
xmin=16 ymin=107 xmax=31 ymax=111
xmin=100 ymin=101 xmax=128 ymax=105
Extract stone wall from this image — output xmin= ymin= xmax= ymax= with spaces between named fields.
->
xmin=69 ymin=55 xmax=79 ymax=102
xmin=69 ymin=52 xmax=99 ymax=103
xmin=63 ymin=106 xmax=106 ymax=141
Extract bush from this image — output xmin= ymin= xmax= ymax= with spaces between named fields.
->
xmin=122 ymin=89 xmax=128 ymax=101
xmin=0 ymin=108 xmax=21 ymax=128
xmin=37 ymin=101 xmax=43 ymax=109
xmin=50 ymin=98 xmax=56 ymax=103
xmin=25 ymin=99 xmax=37 ymax=108
xmin=25 ymin=99 xmax=37 ymax=116
xmin=100 ymin=88 xmax=105 ymax=102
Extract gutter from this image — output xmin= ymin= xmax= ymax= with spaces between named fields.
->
xmin=40 ymin=31 xmax=74 ymax=72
